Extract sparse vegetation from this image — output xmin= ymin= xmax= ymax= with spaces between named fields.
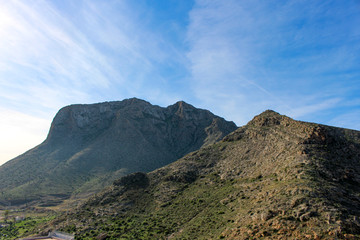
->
xmin=2 ymin=110 xmax=360 ymax=239
xmin=0 ymin=214 xmax=55 ymax=239
xmin=35 ymin=110 xmax=360 ymax=239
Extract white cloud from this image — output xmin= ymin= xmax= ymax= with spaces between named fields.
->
xmin=0 ymin=0 xmax=116 ymax=106
xmin=329 ymin=111 xmax=360 ymax=131
xmin=0 ymin=0 xmax=359 ymax=164
xmin=186 ymin=0 xmax=360 ymax=127
xmin=0 ymin=107 xmax=49 ymax=166
xmin=0 ymin=0 xmax=186 ymax=162
xmin=186 ymin=0 xmax=289 ymax=124
xmin=286 ymin=98 xmax=341 ymax=119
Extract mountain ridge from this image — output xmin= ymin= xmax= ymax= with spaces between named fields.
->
xmin=0 ymin=98 xmax=237 ymax=205
xmin=44 ymin=110 xmax=360 ymax=239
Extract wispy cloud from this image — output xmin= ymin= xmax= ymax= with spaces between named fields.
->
xmin=0 ymin=0 xmax=188 ymax=164
xmin=0 ymin=0 xmax=187 ymax=112
xmin=287 ymin=98 xmax=341 ymax=119
xmin=186 ymin=0 xmax=360 ymax=126
xmin=0 ymin=1 xmax=115 ymax=110
xmin=0 ymin=0 xmax=359 ymax=165
xmin=329 ymin=110 xmax=360 ymax=130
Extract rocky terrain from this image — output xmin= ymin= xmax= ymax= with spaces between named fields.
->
xmin=0 ymin=98 xmax=236 ymax=205
xmin=41 ymin=110 xmax=360 ymax=239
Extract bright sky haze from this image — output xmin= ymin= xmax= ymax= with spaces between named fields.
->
xmin=0 ymin=0 xmax=359 ymax=165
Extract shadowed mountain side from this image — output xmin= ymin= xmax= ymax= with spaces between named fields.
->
xmin=46 ymin=110 xmax=360 ymax=239
xmin=0 ymin=98 xmax=237 ymax=205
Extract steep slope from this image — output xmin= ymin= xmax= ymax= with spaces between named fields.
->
xmin=47 ymin=110 xmax=360 ymax=239
xmin=0 ymin=98 xmax=236 ymax=205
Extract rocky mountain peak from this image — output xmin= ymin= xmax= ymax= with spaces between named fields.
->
xmin=166 ymin=101 xmax=196 ymax=120
xmin=0 ymin=98 xmax=237 ymax=204
xmin=248 ymin=110 xmax=287 ymax=127
xmin=46 ymin=98 xmax=158 ymax=142
xmin=47 ymin=110 xmax=360 ymax=239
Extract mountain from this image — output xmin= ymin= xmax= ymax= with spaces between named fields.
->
xmin=46 ymin=110 xmax=360 ymax=239
xmin=0 ymin=98 xmax=237 ymax=205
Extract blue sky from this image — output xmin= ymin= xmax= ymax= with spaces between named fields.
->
xmin=0 ymin=0 xmax=359 ymax=165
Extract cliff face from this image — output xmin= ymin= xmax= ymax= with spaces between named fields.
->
xmin=49 ymin=110 xmax=360 ymax=239
xmin=0 ymin=98 xmax=237 ymax=204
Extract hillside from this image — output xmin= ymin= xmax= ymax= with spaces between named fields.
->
xmin=45 ymin=110 xmax=360 ymax=239
xmin=0 ymin=98 xmax=237 ymax=205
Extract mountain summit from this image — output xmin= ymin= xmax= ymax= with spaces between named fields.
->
xmin=0 ymin=98 xmax=237 ymax=205
xmin=47 ymin=110 xmax=360 ymax=239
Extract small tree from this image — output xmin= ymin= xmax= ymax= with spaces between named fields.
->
xmin=4 ymin=210 xmax=9 ymax=222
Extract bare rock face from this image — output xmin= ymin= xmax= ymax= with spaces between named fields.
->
xmin=0 ymin=98 xmax=237 ymax=204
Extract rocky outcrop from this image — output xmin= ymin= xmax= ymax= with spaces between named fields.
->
xmin=113 ymin=172 xmax=149 ymax=189
xmin=0 ymin=98 xmax=237 ymax=204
